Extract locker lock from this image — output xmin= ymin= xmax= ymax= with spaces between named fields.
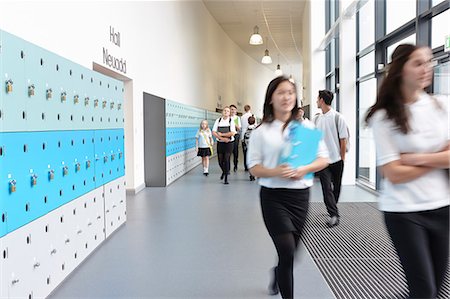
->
xmin=9 ymin=180 xmax=17 ymax=193
xmin=84 ymin=97 xmax=89 ymax=106
xmin=31 ymin=174 xmax=38 ymax=186
xmin=74 ymin=94 xmax=79 ymax=104
xmin=5 ymin=79 xmax=13 ymax=93
xmin=63 ymin=166 xmax=69 ymax=176
xmin=28 ymin=84 xmax=35 ymax=97
xmin=103 ymin=155 xmax=108 ymax=163
xmin=111 ymin=153 xmax=115 ymax=161
xmin=110 ymin=102 xmax=115 ymax=109
xmin=94 ymin=99 xmax=99 ymax=107
xmin=86 ymin=160 xmax=91 ymax=169
xmin=119 ymin=152 xmax=123 ymax=159
xmin=102 ymin=100 xmax=107 ymax=108
xmin=75 ymin=162 xmax=81 ymax=172
xmin=48 ymin=169 xmax=55 ymax=181
xmin=11 ymin=278 xmax=20 ymax=285
xmin=61 ymin=91 xmax=67 ymax=102
xmin=46 ymin=88 xmax=53 ymax=99
xmin=118 ymin=103 xmax=122 ymax=110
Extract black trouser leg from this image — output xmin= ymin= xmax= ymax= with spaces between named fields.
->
xmin=329 ymin=160 xmax=344 ymax=203
xmin=242 ymin=141 xmax=248 ymax=171
xmin=271 ymin=233 xmax=300 ymax=299
xmin=384 ymin=206 xmax=449 ymax=299
xmin=318 ymin=166 xmax=339 ymax=217
xmin=232 ymin=134 xmax=240 ymax=169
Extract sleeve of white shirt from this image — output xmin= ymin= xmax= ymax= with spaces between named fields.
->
xmin=247 ymin=127 xmax=262 ymax=169
xmin=212 ymin=119 xmax=219 ymax=132
xmin=338 ymin=115 xmax=349 ymax=139
xmin=230 ymin=119 xmax=236 ymax=133
xmin=370 ymin=111 xmax=400 ymax=166
xmin=317 ymin=140 xmax=329 ymax=159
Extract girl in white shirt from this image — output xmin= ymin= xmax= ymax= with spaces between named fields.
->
xmin=212 ymin=107 xmax=236 ymax=184
xmin=195 ymin=120 xmax=214 ymax=176
xmin=247 ymin=76 xmax=329 ymax=298
xmin=366 ymin=44 xmax=449 ymax=299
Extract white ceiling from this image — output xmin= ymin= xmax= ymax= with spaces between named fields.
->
xmin=203 ymin=0 xmax=308 ymax=79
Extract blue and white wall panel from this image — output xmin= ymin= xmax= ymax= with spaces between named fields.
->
xmin=0 ymin=30 xmax=125 ymax=299
xmin=165 ymin=100 xmax=206 ymax=185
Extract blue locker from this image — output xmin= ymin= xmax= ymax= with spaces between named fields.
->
xmin=1 ymin=30 xmax=27 ymax=132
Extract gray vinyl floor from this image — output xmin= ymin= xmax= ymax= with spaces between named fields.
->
xmin=49 ymin=157 xmax=377 ymax=299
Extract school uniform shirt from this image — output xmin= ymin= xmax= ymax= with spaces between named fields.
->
xmin=369 ymin=92 xmax=450 ymax=212
xmin=195 ymin=129 xmax=212 ymax=148
xmin=212 ymin=117 xmax=237 ymax=142
xmin=314 ymin=109 xmax=348 ymax=163
xmin=240 ymin=111 xmax=252 ymax=141
xmin=247 ymin=119 xmax=329 ymax=189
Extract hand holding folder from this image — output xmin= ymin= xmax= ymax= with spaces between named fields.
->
xmin=279 ymin=121 xmax=323 ymax=180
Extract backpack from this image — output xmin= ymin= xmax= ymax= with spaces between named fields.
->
xmin=243 ymin=127 xmax=253 ymax=149
xmin=314 ymin=112 xmax=350 ymax=153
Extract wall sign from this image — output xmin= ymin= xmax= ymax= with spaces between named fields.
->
xmin=102 ymin=26 xmax=127 ymax=74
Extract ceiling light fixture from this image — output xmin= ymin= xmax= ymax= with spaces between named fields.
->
xmin=275 ymin=54 xmax=283 ymax=76
xmin=261 ymin=37 xmax=272 ymax=64
xmin=249 ymin=25 xmax=263 ymax=45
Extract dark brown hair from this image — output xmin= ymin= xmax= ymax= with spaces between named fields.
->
xmin=365 ymin=44 xmax=425 ymax=134
xmin=318 ymin=90 xmax=334 ymax=105
xmin=261 ymin=76 xmax=299 ymax=130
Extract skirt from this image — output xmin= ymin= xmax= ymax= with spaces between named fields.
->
xmin=260 ymin=186 xmax=310 ymax=237
xmin=197 ymin=147 xmax=211 ymax=157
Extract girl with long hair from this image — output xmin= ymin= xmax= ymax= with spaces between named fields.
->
xmin=247 ymin=76 xmax=329 ymax=298
xmin=366 ymin=44 xmax=449 ymax=298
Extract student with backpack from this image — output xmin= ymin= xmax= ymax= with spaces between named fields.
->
xmin=212 ymin=107 xmax=236 ymax=185
xmin=313 ymin=90 xmax=349 ymax=227
xmin=242 ymin=115 xmax=256 ymax=181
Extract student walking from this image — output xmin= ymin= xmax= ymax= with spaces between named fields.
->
xmin=241 ymin=104 xmax=253 ymax=171
xmin=195 ymin=120 xmax=214 ymax=176
xmin=247 ymin=76 xmax=329 ymax=299
xmin=230 ymin=104 xmax=241 ymax=172
xmin=212 ymin=107 xmax=236 ymax=184
xmin=313 ymin=90 xmax=349 ymax=227
xmin=242 ymin=115 xmax=256 ymax=181
xmin=366 ymin=44 xmax=449 ymax=299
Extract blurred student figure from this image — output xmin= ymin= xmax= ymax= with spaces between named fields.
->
xmin=195 ymin=120 xmax=214 ymax=176
xmin=366 ymin=44 xmax=449 ymax=299
xmin=241 ymin=104 xmax=253 ymax=171
xmin=212 ymin=107 xmax=236 ymax=184
xmin=242 ymin=115 xmax=257 ymax=181
xmin=247 ymin=76 xmax=329 ymax=298
xmin=230 ymin=105 xmax=242 ymax=172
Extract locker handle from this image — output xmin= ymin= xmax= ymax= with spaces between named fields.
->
xmin=84 ymin=97 xmax=90 ymax=106
xmin=77 ymin=230 xmax=82 ymax=234
xmin=88 ymin=222 xmax=92 ymax=226
xmin=97 ymin=216 xmax=101 ymax=220
xmin=106 ymin=209 xmax=110 ymax=213
xmin=28 ymin=84 xmax=35 ymax=97
xmin=50 ymin=249 xmax=57 ymax=255
xmin=113 ymin=205 xmax=117 ymax=208
xmin=65 ymin=238 xmax=70 ymax=244
xmin=11 ymin=279 xmax=20 ymax=285
xmin=33 ymin=262 xmax=41 ymax=268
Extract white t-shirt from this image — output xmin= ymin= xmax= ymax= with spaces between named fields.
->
xmin=240 ymin=111 xmax=252 ymax=141
xmin=247 ymin=119 xmax=329 ymax=189
xmin=313 ymin=108 xmax=348 ymax=163
xmin=212 ymin=117 xmax=237 ymax=142
xmin=195 ymin=129 xmax=212 ymax=148
xmin=369 ymin=92 xmax=450 ymax=212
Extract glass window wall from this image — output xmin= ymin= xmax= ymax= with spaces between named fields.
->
xmin=386 ymin=0 xmax=416 ymax=34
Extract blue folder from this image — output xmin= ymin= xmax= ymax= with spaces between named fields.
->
xmin=279 ymin=121 xmax=323 ymax=179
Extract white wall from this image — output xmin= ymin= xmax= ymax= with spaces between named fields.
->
xmin=0 ymin=1 xmax=274 ymax=191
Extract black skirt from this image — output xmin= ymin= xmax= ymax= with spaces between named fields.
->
xmin=197 ymin=147 xmax=212 ymax=157
xmin=260 ymin=186 xmax=310 ymax=237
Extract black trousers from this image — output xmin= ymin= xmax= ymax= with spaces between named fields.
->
xmin=384 ymin=206 xmax=449 ymax=299
xmin=217 ymin=141 xmax=233 ymax=175
xmin=318 ymin=160 xmax=344 ymax=217
xmin=232 ymin=134 xmax=240 ymax=168
xmin=242 ymin=141 xmax=248 ymax=171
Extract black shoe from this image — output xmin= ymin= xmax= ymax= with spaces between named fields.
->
xmin=244 ymin=168 xmax=248 ymax=172
xmin=203 ymin=172 xmax=208 ymax=176
xmin=220 ymin=173 xmax=224 ymax=180
xmin=224 ymin=175 xmax=229 ymax=184
xmin=327 ymin=216 xmax=340 ymax=228
xmin=249 ymin=175 xmax=255 ymax=181
xmin=268 ymin=267 xmax=279 ymax=295
xmin=233 ymin=166 xmax=237 ymax=172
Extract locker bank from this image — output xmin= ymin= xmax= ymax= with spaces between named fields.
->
xmin=0 ymin=1 xmax=449 ymax=298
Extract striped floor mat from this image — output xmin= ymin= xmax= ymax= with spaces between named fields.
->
xmin=302 ymin=202 xmax=449 ymax=299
